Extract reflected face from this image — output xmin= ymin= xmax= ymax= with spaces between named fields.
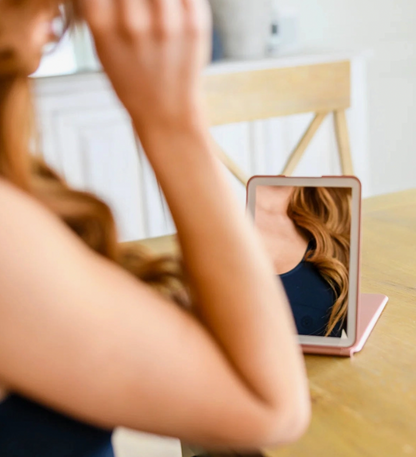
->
xmin=0 ymin=0 xmax=61 ymax=75
xmin=255 ymin=186 xmax=352 ymax=338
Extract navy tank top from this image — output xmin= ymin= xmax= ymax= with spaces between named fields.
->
xmin=0 ymin=394 xmax=114 ymax=457
xmin=279 ymin=243 xmax=343 ymax=337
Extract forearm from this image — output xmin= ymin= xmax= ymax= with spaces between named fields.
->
xmin=136 ymin=115 xmax=309 ymax=412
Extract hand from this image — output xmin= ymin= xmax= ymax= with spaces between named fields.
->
xmin=79 ymin=0 xmax=212 ymax=129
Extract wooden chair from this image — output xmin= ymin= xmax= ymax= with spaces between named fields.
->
xmin=202 ymin=60 xmax=354 ymax=185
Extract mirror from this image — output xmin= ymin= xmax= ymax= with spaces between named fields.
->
xmin=247 ymin=178 xmax=358 ymax=342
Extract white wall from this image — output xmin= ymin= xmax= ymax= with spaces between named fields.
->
xmin=278 ymin=0 xmax=416 ymax=195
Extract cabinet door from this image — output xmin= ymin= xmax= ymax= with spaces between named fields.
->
xmin=35 ymin=75 xmax=147 ymax=241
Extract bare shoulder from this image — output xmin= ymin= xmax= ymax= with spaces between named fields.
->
xmin=0 ymin=177 xmax=90 ymax=257
xmin=0 ymin=177 xmax=105 ymax=317
xmin=0 ymin=177 xmax=64 ymax=225
xmin=0 ymin=176 xmax=43 ymax=207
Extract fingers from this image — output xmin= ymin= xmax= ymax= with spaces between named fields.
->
xmin=140 ymin=0 xmax=180 ymax=40
xmin=80 ymin=0 xmax=151 ymax=39
xmin=80 ymin=0 xmax=211 ymax=41
xmin=78 ymin=0 xmax=116 ymax=34
xmin=118 ymin=0 xmax=152 ymax=37
xmin=181 ymin=0 xmax=212 ymax=34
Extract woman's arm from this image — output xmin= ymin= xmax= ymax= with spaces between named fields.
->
xmin=139 ymin=122 xmax=310 ymax=424
xmin=0 ymin=0 xmax=310 ymax=450
xmin=78 ymin=0 xmax=310 ymax=444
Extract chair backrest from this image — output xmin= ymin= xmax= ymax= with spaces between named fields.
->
xmin=203 ymin=60 xmax=351 ymax=126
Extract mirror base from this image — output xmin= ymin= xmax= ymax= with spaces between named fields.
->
xmin=353 ymin=293 xmax=389 ymax=355
xmin=302 ymin=293 xmax=388 ymax=357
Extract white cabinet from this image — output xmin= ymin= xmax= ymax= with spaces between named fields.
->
xmin=34 ymin=53 xmax=370 ymax=241
xmin=35 ymin=73 xmax=147 ymax=241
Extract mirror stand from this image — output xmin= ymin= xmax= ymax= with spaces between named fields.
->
xmin=353 ymin=293 xmax=389 ymax=355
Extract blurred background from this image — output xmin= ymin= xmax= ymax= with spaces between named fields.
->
xmin=33 ymin=0 xmax=416 ymax=240
xmin=278 ymin=0 xmax=416 ymax=197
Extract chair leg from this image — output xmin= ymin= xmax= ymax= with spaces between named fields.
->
xmin=215 ymin=145 xmax=249 ymax=186
xmin=334 ymin=109 xmax=354 ymax=175
xmin=281 ymin=112 xmax=328 ymax=176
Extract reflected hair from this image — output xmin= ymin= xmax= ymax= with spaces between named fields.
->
xmin=0 ymin=1 xmax=190 ymax=309
xmin=288 ymin=187 xmax=351 ymax=336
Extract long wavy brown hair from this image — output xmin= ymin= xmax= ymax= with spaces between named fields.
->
xmin=0 ymin=1 xmax=189 ymax=308
xmin=287 ymin=187 xmax=352 ymax=336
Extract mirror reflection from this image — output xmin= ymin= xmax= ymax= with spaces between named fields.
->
xmin=254 ymin=186 xmax=352 ymax=338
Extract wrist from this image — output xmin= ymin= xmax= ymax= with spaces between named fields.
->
xmin=132 ymin=106 xmax=219 ymax=182
xmin=130 ymin=95 xmax=209 ymax=138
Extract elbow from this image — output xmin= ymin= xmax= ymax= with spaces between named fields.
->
xmin=278 ymin=401 xmax=311 ymax=446
xmin=263 ymin=395 xmax=312 ymax=447
xmin=225 ymin=394 xmax=311 ymax=450
xmin=232 ymin=398 xmax=311 ymax=451
xmin=196 ymin=388 xmax=311 ymax=451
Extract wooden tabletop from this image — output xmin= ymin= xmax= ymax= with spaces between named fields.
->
xmin=136 ymin=189 xmax=416 ymax=457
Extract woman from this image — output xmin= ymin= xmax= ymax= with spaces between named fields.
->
xmin=0 ymin=1 xmax=310 ymax=456
xmin=255 ymin=186 xmax=351 ymax=337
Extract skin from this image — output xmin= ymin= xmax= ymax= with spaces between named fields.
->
xmin=0 ymin=0 xmax=311 ymax=450
xmin=255 ymin=186 xmax=309 ymax=275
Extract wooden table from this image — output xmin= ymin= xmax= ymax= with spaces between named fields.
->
xmin=136 ymin=189 xmax=416 ymax=457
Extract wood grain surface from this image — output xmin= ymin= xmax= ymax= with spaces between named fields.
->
xmin=203 ymin=61 xmax=351 ymax=125
xmin=133 ymin=189 xmax=416 ymax=457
